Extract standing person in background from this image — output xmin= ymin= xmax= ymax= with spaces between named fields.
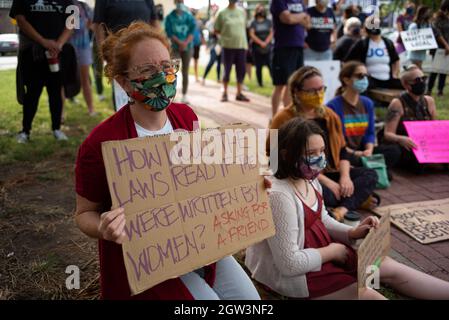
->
xmin=428 ymin=0 xmax=449 ymax=97
xmin=10 ymin=0 xmax=74 ymax=143
xmin=215 ymin=0 xmax=250 ymax=102
xmin=249 ymin=3 xmax=273 ymax=87
xmin=304 ymin=0 xmax=337 ymax=61
xmin=407 ymin=5 xmax=434 ymax=69
xmin=395 ymin=1 xmax=416 ymax=54
xmin=345 ymin=16 xmax=403 ymax=90
xmin=333 ymin=17 xmax=361 ymax=61
xmin=202 ymin=12 xmax=222 ymax=84
xmin=270 ymin=0 xmax=311 ymax=120
xmin=165 ymin=0 xmax=196 ymax=104
xmin=191 ymin=9 xmax=206 ymax=83
xmin=70 ymin=0 xmax=96 ymax=116
xmin=92 ymin=32 xmax=105 ymax=102
xmin=92 ymin=0 xmax=159 ymax=111
xmin=336 ymin=5 xmax=359 ymax=39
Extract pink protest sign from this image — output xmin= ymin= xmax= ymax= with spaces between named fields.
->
xmin=403 ymin=120 xmax=449 ymax=163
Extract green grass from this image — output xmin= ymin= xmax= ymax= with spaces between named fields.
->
xmin=0 ymin=69 xmax=114 ymax=165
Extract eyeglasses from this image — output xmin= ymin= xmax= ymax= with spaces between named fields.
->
xmin=352 ymin=73 xmax=368 ymax=80
xmin=300 ymin=86 xmax=327 ymax=94
xmin=125 ymin=59 xmax=180 ymax=79
xmin=408 ymin=76 xmax=427 ymax=84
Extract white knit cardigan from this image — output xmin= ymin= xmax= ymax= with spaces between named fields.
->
xmin=245 ymin=177 xmax=355 ymax=298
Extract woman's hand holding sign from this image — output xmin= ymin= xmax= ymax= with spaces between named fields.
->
xmin=98 ymin=207 xmax=127 ymax=244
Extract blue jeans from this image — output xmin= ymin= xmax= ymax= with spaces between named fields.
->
xmin=304 ymin=48 xmax=333 ymax=61
xmin=180 ymin=256 xmax=260 ymax=300
xmin=203 ymin=47 xmax=221 ymax=81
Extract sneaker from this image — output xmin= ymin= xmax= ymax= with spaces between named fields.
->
xmin=16 ymin=131 xmax=29 ymax=144
xmin=53 ymin=130 xmax=68 ymax=141
xmin=89 ymin=111 xmax=98 ymax=117
xmin=98 ymin=94 xmax=106 ymax=102
xmin=236 ymin=93 xmax=250 ymax=102
xmin=221 ymin=93 xmax=228 ymax=102
xmin=242 ymin=84 xmax=250 ymax=91
xmin=437 ymin=91 xmax=444 ymax=97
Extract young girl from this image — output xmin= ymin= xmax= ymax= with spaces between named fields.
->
xmin=248 ymin=118 xmax=449 ymax=299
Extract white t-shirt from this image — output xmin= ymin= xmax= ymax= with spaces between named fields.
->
xmin=135 ymin=118 xmax=174 ymax=137
xmin=365 ymin=39 xmax=391 ymax=81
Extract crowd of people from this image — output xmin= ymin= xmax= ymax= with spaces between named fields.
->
xmin=8 ymin=0 xmax=449 ymax=301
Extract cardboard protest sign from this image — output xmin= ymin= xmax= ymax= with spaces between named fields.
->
xmin=403 ymin=120 xmax=449 ymax=164
xmin=375 ymin=198 xmax=449 ymax=244
xmin=400 ymin=28 xmax=438 ymax=51
xmin=431 ymin=49 xmax=449 ymax=75
xmin=357 ymin=213 xmax=390 ymax=297
xmin=304 ymin=60 xmax=340 ymax=105
xmin=101 ymin=124 xmax=275 ymax=295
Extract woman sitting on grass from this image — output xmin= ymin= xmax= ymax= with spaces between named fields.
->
xmin=247 ymin=118 xmax=449 ymax=299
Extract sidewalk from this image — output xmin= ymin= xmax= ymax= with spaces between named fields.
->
xmin=182 ymin=76 xmax=449 ymax=285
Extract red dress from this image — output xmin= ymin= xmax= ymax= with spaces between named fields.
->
xmin=75 ymin=103 xmax=216 ymax=299
xmin=296 ymin=186 xmax=357 ymax=299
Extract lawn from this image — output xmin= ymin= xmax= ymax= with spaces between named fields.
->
xmin=0 ymin=69 xmax=114 ymax=166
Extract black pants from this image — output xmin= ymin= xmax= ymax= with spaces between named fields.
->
xmin=21 ymin=48 xmax=63 ymax=134
xmin=347 ymin=144 xmax=402 ymax=169
xmin=252 ymin=49 xmax=272 ymax=87
xmin=322 ymin=167 xmax=378 ymax=211
xmin=92 ymin=41 xmax=104 ymax=95
xmin=368 ymin=76 xmax=404 ymax=90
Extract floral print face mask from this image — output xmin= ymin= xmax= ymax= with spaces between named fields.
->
xmin=127 ymin=60 xmax=179 ymax=112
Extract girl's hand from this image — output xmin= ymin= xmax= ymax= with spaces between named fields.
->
xmin=362 ymin=149 xmax=373 ymax=157
xmin=98 ymin=207 xmax=126 ymax=244
xmin=339 ymin=175 xmax=354 ymax=198
xmin=348 ymin=216 xmax=380 ymax=240
xmin=328 ymin=243 xmax=349 ymax=265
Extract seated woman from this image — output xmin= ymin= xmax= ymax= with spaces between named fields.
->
xmin=247 ymin=118 xmax=449 ymax=300
xmin=383 ymin=64 xmax=437 ymax=172
xmin=327 ymin=61 xmax=401 ymax=171
xmin=74 ymin=22 xmax=260 ymax=300
xmin=345 ymin=15 xmax=403 ymax=90
xmin=268 ymin=66 xmax=378 ymax=222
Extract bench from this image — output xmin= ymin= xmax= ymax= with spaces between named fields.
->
xmin=368 ymin=88 xmax=402 ymax=104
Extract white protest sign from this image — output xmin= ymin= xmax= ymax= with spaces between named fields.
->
xmin=400 ymin=28 xmax=438 ymax=51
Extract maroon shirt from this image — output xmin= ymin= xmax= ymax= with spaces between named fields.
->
xmin=75 ymin=103 xmax=216 ymax=299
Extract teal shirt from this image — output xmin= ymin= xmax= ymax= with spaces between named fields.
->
xmin=165 ymin=9 xmax=196 ymax=52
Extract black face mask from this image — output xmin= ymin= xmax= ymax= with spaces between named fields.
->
xmin=367 ymin=28 xmax=381 ymax=36
xmin=410 ymin=81 xmax=426 ymax=96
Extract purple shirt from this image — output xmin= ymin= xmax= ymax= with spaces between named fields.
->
xmin=270 ymin=0 xmax=306 ymax=49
